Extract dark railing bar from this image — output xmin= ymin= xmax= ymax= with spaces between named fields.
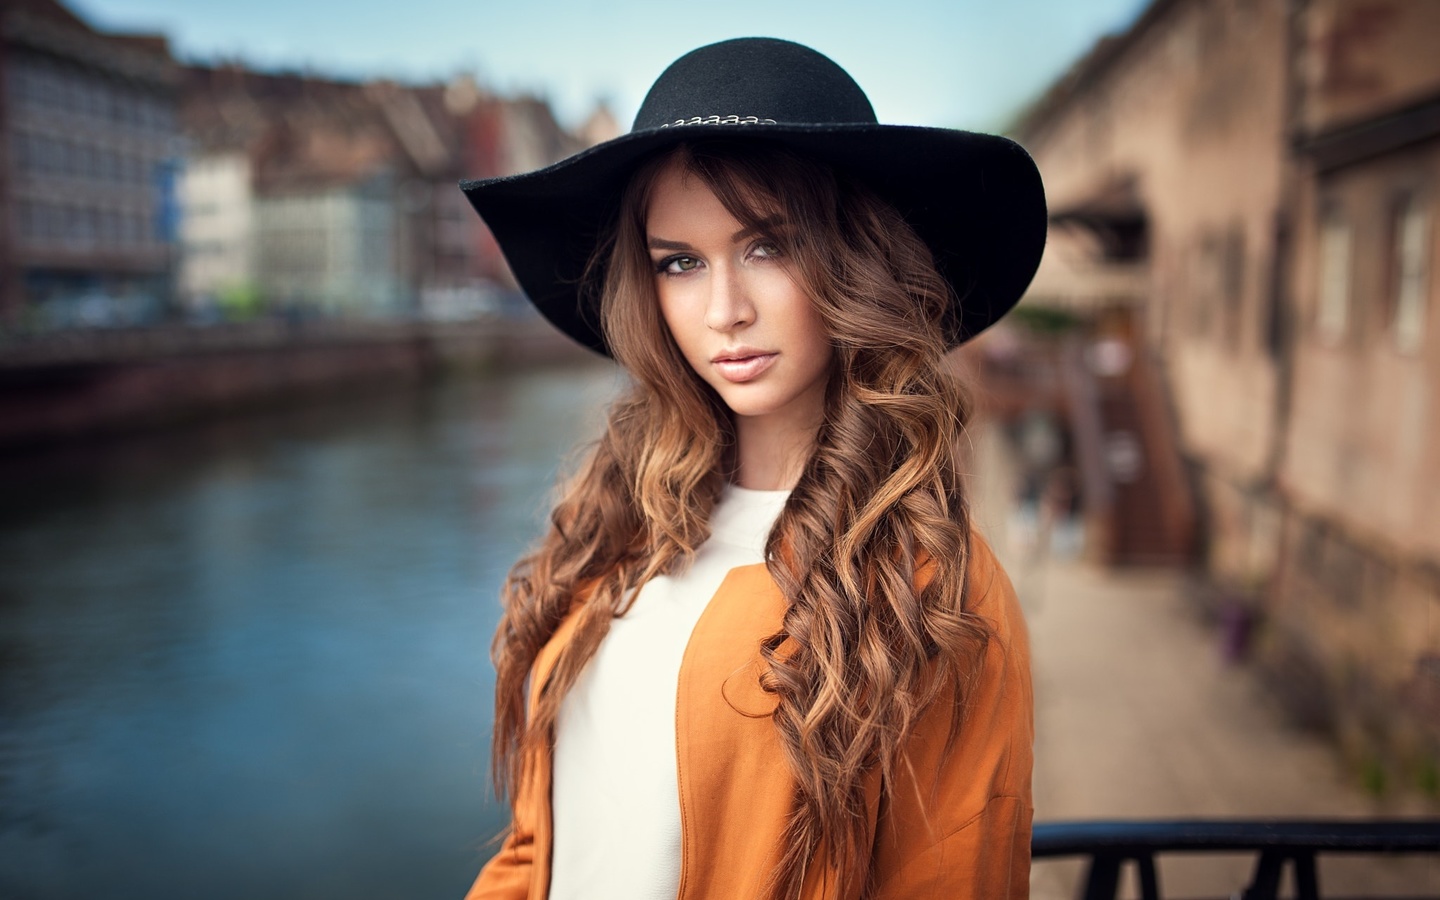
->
xmin=1080 ymin=853 xmax=1163 ymax=900
xmin=1034 ymin=819 xmax=1440 ymax=856
xmin=1034 ymin=819 xmax=1440 ymax=900
xmin=1244 ymin=849 xmax=1320 ymax=900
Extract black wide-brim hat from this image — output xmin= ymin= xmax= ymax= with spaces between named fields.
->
xmin=461 ymin=37 xmax=1046 ymax=356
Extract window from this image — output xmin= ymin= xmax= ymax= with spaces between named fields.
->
xmin=1392 ymin=193 xmax=1431 ymax=354
xmin=95 ymin=82 xmax=113 ymax=120
xmin=1221 ymin=224 xmax=1246 ymax=350
xmin=16 ymin=200 xmax=34 ymax=239
xmin=32 ymin=135 xmax=51 ymax=174
xmin=11 ymin=130 xmax=27 ymax=172
xmin=1317 ymin=212 xmax=1351 ymax=343
xmin=9 ymin=62 xmax=31 ymax=107
xmin=1192 ymin=235 xmax=1219 ymax=338
xmin=61 ymin=205 xmax=79 ymax=246
xmin=78 ymin=206 xmax=97 ymax=243
xmin=85 ymin=79 xmax=103 ymax=118
xmin=46 ymin=203 xmax=62 ymax=240
xmin=1188 ymin=226 xmax=1246 ymax=348
xmin=57 ymin=69 xmax=77 ymax=113
xmin=35 ymin=63 xmax=57 ymax=108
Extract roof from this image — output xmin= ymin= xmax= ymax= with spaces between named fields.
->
xmin=180 ymin=65 xmax=465 ymax=189
xmin=2 ymin=0 xmax=176 ymax=83
xmin=1008 ymin=0 xmax=1179 ymax=143
xmin=1 ymin=0 xmax=91 ymax=32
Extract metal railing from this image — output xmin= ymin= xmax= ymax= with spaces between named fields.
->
xmin=1032 ymin=820 xmax=1440 ymax=900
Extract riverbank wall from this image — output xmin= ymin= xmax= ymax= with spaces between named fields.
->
xmin=0 ymin=316 xmax=592 ymax=450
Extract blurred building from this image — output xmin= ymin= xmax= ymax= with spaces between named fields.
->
xmin=1282 ymin=0 xmax=1440 ymax=768
xmin=179 ymin=66 xmax=593 ymax=321
xmin=0 ymin=0 xmax=181 ymax=331
xmin=177 ymin=149 xmax=253 ymax=316
xmin=1014 ymin=0 xmax=1440 ymax=775
xmin=181 ymin=67 xmax=454 ymax=319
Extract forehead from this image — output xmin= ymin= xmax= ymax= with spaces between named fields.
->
xmin=645 ymin=159 xmax=739 ymax=236
xmin=644 ymin=156 xmax=777 ymax=238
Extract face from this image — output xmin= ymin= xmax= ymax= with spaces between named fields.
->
xmin=645 ymin=160 xmax=833 ymax=438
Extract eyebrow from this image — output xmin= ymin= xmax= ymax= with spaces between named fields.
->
xmin=731 ymin=216 xmax=784 ymax=241
xmin=647 ymin=217 xmax=787 ymax=253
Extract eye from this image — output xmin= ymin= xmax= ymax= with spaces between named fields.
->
xmin=749 ymin=239 xmax=784 ymax=260
xmin=657 ymin=255 xmax=703 ymax=275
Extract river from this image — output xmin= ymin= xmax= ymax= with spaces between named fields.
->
xmin=0 ymin=360 xmax=622 ymax=900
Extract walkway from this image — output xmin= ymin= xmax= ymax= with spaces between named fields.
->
xmin=965 ymin=422 xmax=1439 ymax=898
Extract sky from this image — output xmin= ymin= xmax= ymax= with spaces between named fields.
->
xmin=70 ymin=0 xmax=1150 ymax=132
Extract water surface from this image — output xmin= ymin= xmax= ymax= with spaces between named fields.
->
xmin=0 ymin=361 xmax=621 ymax=900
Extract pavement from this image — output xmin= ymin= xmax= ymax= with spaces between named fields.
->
xmin=964 ymin=422 xmax=1440 ymax=899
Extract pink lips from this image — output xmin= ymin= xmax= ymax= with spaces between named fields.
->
xmin=712 ymin=349 xmax=777 ymax=383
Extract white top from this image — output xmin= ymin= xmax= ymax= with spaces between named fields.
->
xmin=548 ymin=485 xmax=790 ymax=900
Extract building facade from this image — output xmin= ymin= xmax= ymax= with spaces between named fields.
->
xmin=179 ymin=67 xmax=449 ymax=320
xmin=0 ymin=0 xmax=181 ymax=331
xmin=253 ymin=173 xmax=402 ymax=317
xmin=176 ymin=66 xmax=594 ymax=321
xmin=177 ymin=150 xmax=254 ymax=316
xmin=1014 ymin=0 xmax=1440 ymax=780
xmin=1277 ymin=0 xmax=1440 ymax=772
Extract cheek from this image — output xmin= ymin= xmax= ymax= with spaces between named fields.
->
xmin=804 ymin=338 xmax=835 ymax=385
xmin=789 ymin=295 xmax=833 ymax=369
xmin=656 ymin=287 xmax=705 ymax=367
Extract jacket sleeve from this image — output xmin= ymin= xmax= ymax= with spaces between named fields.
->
xmin=464 ymin=586 xmax=597 ymax=899
xmin=871 ymin=537 xmax=1034 ymax=898
xmin=463 ymin=743 xmax=547 ymax=900
xmin=872 ymin=795 xmax=1032 ymax=897
xmin=463 ymin=821 xmax=534 ymax=900
xmin=463 ymin=714 xmax=555 ymax=900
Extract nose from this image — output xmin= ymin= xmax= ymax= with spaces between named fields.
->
xmin=704 ymin=264 xmax=755 ymax=333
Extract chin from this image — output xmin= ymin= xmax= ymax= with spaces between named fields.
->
xmin=705 ymin=374 xmax=828 ymax=426
xmin=716 ymin=392 xmax=793 ymax=422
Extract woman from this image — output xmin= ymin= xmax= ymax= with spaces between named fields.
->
xmin=460 ymin=38 xmax=1045 ymax=900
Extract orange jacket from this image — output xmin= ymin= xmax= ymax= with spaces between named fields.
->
xmin=465 ymin=534 xmax=1033 ymax=899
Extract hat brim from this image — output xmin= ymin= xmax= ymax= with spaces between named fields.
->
xmin=461 ymin=122 xmax=1046 ymax=356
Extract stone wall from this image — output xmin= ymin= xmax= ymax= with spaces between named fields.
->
xmin=0 ymin=317 xmax=590 ymax=449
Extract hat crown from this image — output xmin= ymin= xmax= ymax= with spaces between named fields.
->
xmin=633 ymin=38 xmax=877 ymax=131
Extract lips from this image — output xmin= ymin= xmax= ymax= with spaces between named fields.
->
xmin=712 ymin=349 xmax=777 ymax=383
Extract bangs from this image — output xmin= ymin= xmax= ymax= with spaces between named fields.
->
xmin=669 ymin=141 xmax=839 ymax=255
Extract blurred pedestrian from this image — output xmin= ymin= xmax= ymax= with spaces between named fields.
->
xmin=460 ymin=38 xmax=1045 ymax=900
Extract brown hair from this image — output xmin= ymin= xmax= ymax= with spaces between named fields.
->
xmin=488 ymin=140 xmax=989 ymax=899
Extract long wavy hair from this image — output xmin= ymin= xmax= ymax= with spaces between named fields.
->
xmin=489 ymin=140 xmax=989 ymax=899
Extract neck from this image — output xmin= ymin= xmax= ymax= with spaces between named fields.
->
xmin=733 ymin=412 xmax=820 ymax=491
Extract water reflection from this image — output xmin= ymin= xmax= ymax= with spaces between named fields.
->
xmin=0 ymin=360 xmax=621 ymax=900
